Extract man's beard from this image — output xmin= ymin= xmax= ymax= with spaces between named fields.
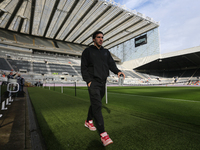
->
xmin=96 ymin=42 xmax=102 ymax=47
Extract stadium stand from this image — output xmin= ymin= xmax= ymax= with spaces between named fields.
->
xmin=33 ymin=62 xmax=48 ymax=74
xmin=136 ymin=72 xmax=151 ymax=79
xmin=0 ymin=57 xmax=11 ymax=70
xmin=2 ymin=46 xmax=198 ymax=86
xmin=7 ymin=59 xmax=31 ymax=72
xmin=73 ymin=66 xmax=81 ymax=75
xmin=193 ymin=68 xmax=200 ymax=77
xmin=182 ymin=69 xmax=196 ymax=77
xmin=0 ymin=30 xmax=14 ymax=41
xmin=15 ymin=34 xmax=33 ymax=45
xmin=34 ymin=38 xmax=54 ymax=48
xmin=128 ymin=70 xmax=144 ymax=78
xmin=48 ymin=63 xmax=77 ymax=76
xmin=67 ymin=43 xmax=84 ymax=52
xmin=1 ymin=29 xmax=200 ymax=86
xmin=166 ymin=70 xmax=184 ymax=78
xmin=56 ymin=41 xmax=74 ymax=50
xmin=121 ymin=70 xmax=140 ymax=79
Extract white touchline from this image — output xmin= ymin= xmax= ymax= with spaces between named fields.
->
xmin=108 ymin=92 xmax=200 ymax=103
xmin=71 ymin=88 xmax=200 ymax=103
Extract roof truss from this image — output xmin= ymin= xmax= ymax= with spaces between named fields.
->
xmin=0 ymin=0 xmax=159 ymax=49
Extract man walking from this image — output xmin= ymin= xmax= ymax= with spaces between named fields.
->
xmin=81 ymin=31 xmax=125 ymax=146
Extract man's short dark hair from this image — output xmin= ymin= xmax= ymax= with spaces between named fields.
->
xmin=92 ymin=31 xmax=103 ymax=39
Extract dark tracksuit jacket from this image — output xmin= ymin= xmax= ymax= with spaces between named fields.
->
xmin=81 ymin=45 xmax=120 ymax=84
xmin=81 ymin=45 xmax=121 ymax=134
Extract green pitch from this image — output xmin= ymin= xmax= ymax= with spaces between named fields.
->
xmin=28 ymin=86 xmax=200 ymax=150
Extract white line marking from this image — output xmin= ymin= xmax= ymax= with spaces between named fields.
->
xmin=108 ymin=92 xmax=200 ymax=103
xmin=63 ymin=88 xmax=200 ymax=103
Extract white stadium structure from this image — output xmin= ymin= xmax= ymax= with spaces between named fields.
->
xmin=0 ymin=0 xmax=200 ymax=86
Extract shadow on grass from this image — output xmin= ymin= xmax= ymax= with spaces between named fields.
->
xmin=86 ymin=140 xmax=106 ymax=150
xmin=102 ymin=105 xmax=111 ymax=114
xmin=33 ymin=108 xmax=66 ymax=150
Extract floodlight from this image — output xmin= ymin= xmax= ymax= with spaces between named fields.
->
xmin=103 ymin=2 xmax=108 ymax=5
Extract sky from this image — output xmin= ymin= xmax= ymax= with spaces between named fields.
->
xmin=114 ymin=0 xmax=200 ymax=54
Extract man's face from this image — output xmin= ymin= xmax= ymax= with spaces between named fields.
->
xmin=93 ymin=33 xmax=103 ymax=47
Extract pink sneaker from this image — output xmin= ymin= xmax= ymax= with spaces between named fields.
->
xmin=84 ymin=120 xmax=96 ymax=131
xmin=100 ymin=132 xmax=113 ymax=146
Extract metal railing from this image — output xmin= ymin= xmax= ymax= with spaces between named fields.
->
xmin=0 ymin=79 xmax=19 ymax=118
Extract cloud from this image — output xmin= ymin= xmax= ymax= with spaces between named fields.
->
xmin=123 ymin=0 xmax=149 ymax=9
xmin=114 ymin=0 xmax=149 ymax=10
xmin=116 ymin=0 xmax=200 ymax=54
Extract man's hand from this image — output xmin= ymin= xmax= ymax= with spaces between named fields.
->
xmin=118 ymin=72 xmax=125 ymax=79
xmin=88 ymin=82 xmax=92 ymax=87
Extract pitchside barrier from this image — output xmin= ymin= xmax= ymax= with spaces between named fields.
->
xmin=41 ymin=75 xmax=125 ymax=104
xmin=0 ymin=81 xmax=7 ymax=118
xmin=42 ymin=82 xmax=111 ymax=104
xmin=41 ymin=76 xmax=125 ymax=104
xmin=0 ymin=79 xmax=19 ymax=118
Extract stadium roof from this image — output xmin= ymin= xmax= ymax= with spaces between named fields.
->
xmin=0 ymin=0 xmax=159 ymax=49
xmin=135 ymin=46 xmax=200 ymax=72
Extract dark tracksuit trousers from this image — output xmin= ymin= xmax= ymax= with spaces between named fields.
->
xmin=87 ymin=81 xmax=105 ymax=134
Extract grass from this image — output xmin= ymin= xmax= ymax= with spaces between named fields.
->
xmin=28 ymin=86 xmax=200 ymax=150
